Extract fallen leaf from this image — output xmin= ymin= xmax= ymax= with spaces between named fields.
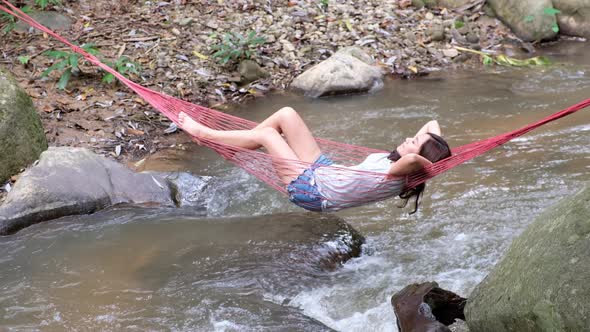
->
xmin=127 ymin=128 xmax=145 ymax=136
xmin=115 ymin=145 xmax=122 ymax=156
xmin=193 ymin=51 xmax=209 ymax=60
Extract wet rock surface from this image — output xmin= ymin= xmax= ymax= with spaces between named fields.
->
xmin=392 ymin=282 xmax=466 ymax=332
xmin=0 ymin=147 xmax=210 ymax=235
xmin=465 ymin=185 xmax=590 ymax=332
xmin=0 ymin=69 xmax=47 ymax=184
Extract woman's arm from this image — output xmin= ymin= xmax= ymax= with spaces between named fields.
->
xmin=387 ymin=153 xmax=432 ymax=177
xmin=415 ymin=120 xmax=441 ymax=137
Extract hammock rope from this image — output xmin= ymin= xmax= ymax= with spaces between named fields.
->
xmin=2 ymin=1 xmax=589 ymax=211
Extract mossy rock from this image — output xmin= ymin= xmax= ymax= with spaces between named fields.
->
xmin=466 ymin=185 xmax=590 ymax=331
xmin=0 ymin=69 xmax=47 ymax=183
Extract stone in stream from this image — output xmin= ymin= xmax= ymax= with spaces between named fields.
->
xmin=0 ymin=69 xmax=48 ymax=184
xmin=465 ymin=186 xmax=590 ymax=331
xmin=392 ymin=282 xmax=466 ymax=332
xmin=0 ymin=147 xmax=210 ymax=235
xmin=554 ymin=0 xmax=590 ymax=38
xmin=291 ymin=46 xmax=384 ymax=98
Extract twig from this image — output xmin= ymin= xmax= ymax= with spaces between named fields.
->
xmin=123 ymin=36 xmax=160 ymax=42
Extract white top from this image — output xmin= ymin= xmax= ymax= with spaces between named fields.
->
xmin=314 ymin=153 xmax=406 ymax=211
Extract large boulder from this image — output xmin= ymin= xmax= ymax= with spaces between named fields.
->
xmin=0 ymin=147 xmax=210 ymax=235
xmin=291 ymin=47 xmax=384 ymax=98
xmin=554 ymin=0 xmax=590 ymax=38
xmin=488 ymin=0 xmax=558 ymax=41
xmin=465 ymin=186 xmax=590 ymax=331
xmin=0 ymin=69 xmax=48 ymax=183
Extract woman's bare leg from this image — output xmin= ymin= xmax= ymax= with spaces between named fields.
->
xmin=254 ymin=107 xmax=321 ymax=163
xmin=178 ymin=113 xmax=304 ymax=183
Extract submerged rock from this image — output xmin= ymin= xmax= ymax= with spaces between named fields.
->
xmin=488 ymin=0 xmax=558 ymax=41
xmin=554 ymin=0 xmax=590 ymax=38
xmin=291 ymin=46 xmax=384 ymax=98
xmin=465 ymin=186 xmax=590 ymax=331
xmin=0 ymin=147 xmax=209 ymax=235
xmin=0 ymin=70 xmax=47 ymax=184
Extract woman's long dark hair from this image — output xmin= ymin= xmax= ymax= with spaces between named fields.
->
xmin=387 ymin=133 xmax=451 ymax=214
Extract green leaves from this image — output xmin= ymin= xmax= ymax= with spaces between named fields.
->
xmin=34 ymin=0 xmax=61 ymax=10
xmin=454 ymin=47 xmax=552 ymax=67
xmin=543 ymin=7 xmax=561 ymax=16
xmin=17 ymin=56 xmax=30 ymax=65
xmin=41 ymin=44 xmax=140 ymax=90
xmin=102 ymin=56 xmax=140 ymax=83
xmin=211 ymin=30 xmax=267 ymax=65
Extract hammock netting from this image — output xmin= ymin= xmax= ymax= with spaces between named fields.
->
xmin=2 ymin=0 xmax=589 ymax=211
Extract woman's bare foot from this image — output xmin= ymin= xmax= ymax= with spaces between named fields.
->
xmin=178 ymin=112 xmax=210 ymax=141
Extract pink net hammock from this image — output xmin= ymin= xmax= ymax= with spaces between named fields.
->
xmin=2 ymin=1 xmax=589 ymax=211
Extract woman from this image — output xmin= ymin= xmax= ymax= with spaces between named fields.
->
xmin=178 ymin=107 xmax=451 ymax=213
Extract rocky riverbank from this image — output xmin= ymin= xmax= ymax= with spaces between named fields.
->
xmin=0 ymin=1 xmax=539 ymax=167
xmin=1 ymin=0 xmax=588 ymax=201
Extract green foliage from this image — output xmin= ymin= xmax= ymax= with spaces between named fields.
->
xmin=319 ymin=0 xmax=329 ymax=10
xmin=17 ymin=55 xmax=30 ymax=65
xmin=42 ymin=44 xmax=99 ymax=90
xmin=454 ymin=20 xmax=465 ymax=29
xmin=42 ymin=44 xmax=141 ymax=89
xmin=1 ymin=5 xmax=31 ymax=33
xmin=102 ymin=56 xmax=140 ymax=84
xmin=455 ymin=46 xmax=552 ymax=67
xmin=35 ymin=0 xmax=61 ymax=10
xmin=211 ymin=31 xmax=266 ymax=65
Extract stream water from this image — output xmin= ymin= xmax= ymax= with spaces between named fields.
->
xmin=1 ymin=41 xmax=590 ymax=331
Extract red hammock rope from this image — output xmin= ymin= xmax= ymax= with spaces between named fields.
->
xmin=2 ymin=1 xmax=589 ymax=211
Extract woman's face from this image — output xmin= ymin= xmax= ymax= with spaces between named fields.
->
xmin=396 ymin=133 xmax=431 ymax=156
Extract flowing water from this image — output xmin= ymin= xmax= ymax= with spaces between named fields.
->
xmin=2 ymin=41 xmax=590 ymax=331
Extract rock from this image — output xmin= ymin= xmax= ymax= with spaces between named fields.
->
xmin=15 ymin=11 xmax=72 ymax=33
xmin=442 ymin=48 xmax=459 ymax=58
xmin=0 ymin=147 xmax=210 ymax=235
xmin=466 ymin=32 xmax=480 ymax=44
xmin=465 ymin=186 xmax=590 ymax=331
xmin=238 ymin=60 xmax=269 ymax=83
xmin=554 ymin=0 xmax=590 ymax=38
xmin=392 ymin=282 xmax=466 ymax=332
xmin=488 ymin=0 xmax=557 ymax=41
xmin=0 ymin=70 xmax=47 ymax=184
xmin=291 ymin=46 xmax=384 ymax=98
xmin=176 ymin=17 xmax=194 ymax=26
xmin=429 ymin=22 xmax=446 ymax=41
xmin=436 ymin=0 xmax=473 ymax=8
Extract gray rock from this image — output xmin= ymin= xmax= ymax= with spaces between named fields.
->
xmin=15 ymin=11 xmax=72 ymax=33
xmin=0 ymin=147 xmax=209 ymax=235
xmin=0 ymin=70 xmax=47 ymax=184
xmin=465 ymin=185 xmax=590 ymax=331
xmin=554 ymin=0 xmax=590 ymax=38
xmin=429 ymin=22 xmax=446 ymax=41
xmin=436 ymin=0 xmax=473 ymax=8
xmin=291 ymin=47 xmax=384 ymax=98
xmin=238 ymin=59 xmax=269 ymax=83
xmin=488 ymin=0 xmax=557 ymax=41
